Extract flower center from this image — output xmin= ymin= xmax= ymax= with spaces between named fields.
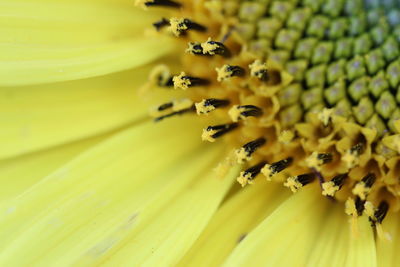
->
xmin=137 ymin=0 xmax=400 ymax=234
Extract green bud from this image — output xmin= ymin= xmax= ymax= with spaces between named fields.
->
xmin=386 ymin=60 xmax=400 ymax=88
xmin=353 ymin=34 xmax=372 ymax=55
xmin=286 ymin=8 xmax=312 ymax=31
xmin=365 ymin=49 xmax=385 ymax=75
xmin=269 ymin=50 xmax=290 ymax=65
xmin=235 ymin=23 xmax=256 ymax=41
xmin=249 ymin=39 xmax=271 ymax=57
xmin=312 ymin=42 xmax=334 ymax=65
xmin=382 ymin=36 xmax=400 ymax=62
xmin=269 ymin=1 xmax=294 ymax=21
xmin=239 ymin=2 xmax=266 ymax=22
xmin=325 ymin=79 xmax=346 ymax=105
xmin=306 ymin=65 xmax=326 ymax=87
xmin=280 ymin=104 xmax=303 ymax=128
xmin=278 ymin=83 xmax=302 ymax=107
xmin=369 ymin=71 xmax=389 ymax=98
xmin=375 ymin=91 xmax=397 ymax=119
xmin=334 ymin=38 xmax=353 ymax=59
xmin=365 ymin=114 xmax=387 ymax=138
xmin=327 ymin=59 xmax=346 ymax=84
xmin=307 ymin=15 xmax=330 ymax=39
xmin=294 ymin=38 xmax=318 ymax=60
xmin=349 ymin=77 xmax=370 ymax=101
xmin=346 ymin=56 xmax=366 ymax=81
xmin=257 ymin=18 xmax=282 ymax=39
xmin=348 ymin=14 xmax=366 ymax=36
xmin=286 ymin=60 xmax=308 ymax=82
xmin=275 ymin=29 xmax=301 ymax=51
xmin=301 ymin=87 xmax=323 ymax=110
xmin=388 ymin=108 xmax=400 ymax=133
xmin=334 ymin=98 xmax=352 ymax=118
xmin=328 ymin=18 xmax=348 ymax=39
xmin=353 ymin=97 xmax=374 ymax=125
xmin=322 ymin=0 xmax=344 ymax=17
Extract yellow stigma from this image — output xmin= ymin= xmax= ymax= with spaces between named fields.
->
xmin=321 ymin=181 xmax=339 ymax=197
xmin=201 ymin=37 xmax=220 ymax=55
xmin=195 ymin=99 xmax=215 ymax=115
xmin=261 ymin=164 xmax=274 ymax=181
xmin=318 ymin=108 xmax=334 ymax=126
xmin=237 ymin=172 xmax=254 ymax=187
xmin=173 ymin=72 xmax=191 ymax=90
xmin=352 ymin=181 xmax=371 ymax=200
xmin=249 ymin=60 xmax=268 ymax=80
xmin=216 ymin=65 xmax=234 ymax=82
xmin=168 ymin=18 xmax=187 ymax=36
xmin=284 ymin=176 xmax=303 ymax=193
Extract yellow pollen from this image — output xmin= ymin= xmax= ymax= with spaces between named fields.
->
xmin=318 ymin=108 xmax=334 ymax=126
xmin=172 ymin=72 xmax=191 ymax=90
xmin=278 ymin=130 xmax=295 ymax=144
xmin=186 ymin=42 xmax=202 ymax=55
xmin=201 ymin=128 xmax=217 ymax=142
xmin=237 ymin=172 xmax=254 ymax=187
xmin=321 ymin=181 xmax=340 ymax=197
xmin=228 ymin=105 xmax=244 ymax=122
xmin=364 ymin=201 xmax=375 ymax=218
xmin=305 ymin=152 xmax=324 ymax=171
xmin=168 ymin=18 xmax=187 ymax=36
xmin=216 ymin=65 xmax=234 ymax=82
xmin=284 ymin=176 xmax=303 ymax=193
xmin=352 ymin=181 xmax=371 ymax=200
xmin=344 ymin=198 xmax=358 ymax=217
xmin=235 ymin=148 xmax=251 ymax=164
xmin=342 ymin=149 xmax=360 ymax=169
xmin=195 ymin=99 xmax=215 ymax=115
xmin=201 ymin=37 xmax=220 ymax=55
xmin=261 ymin=164 xmax=274 ymax=181
xmin=249 ymin=60 xmax=268 ymax=79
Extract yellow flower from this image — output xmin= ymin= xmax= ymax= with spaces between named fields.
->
xmin=1 ymin=0 xmax=400 ymax=266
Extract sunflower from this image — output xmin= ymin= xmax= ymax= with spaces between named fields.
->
xmin=1 ymin=0 xmax=400 ymax=266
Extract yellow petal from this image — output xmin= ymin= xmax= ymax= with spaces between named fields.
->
xmin=0 ymin=116 xmax=209 ymax=266
xmin=98 ymin=154 xmax=238 ymax=267
xmin=0 ymin=64 xmax=181 ymax=159
xmin=178 ymin=180 xmax=291 ymax=267
xmin=344 ymin=216 xmax=377 ymax=267
xmin=376 ymin=213 xmax=398 ymax=267
xmin=0 ymin=133 xmax=108 ymax=203
xmin=0 ymin=0 xmax=173 ymax=85
xmin=223 ymin=185 xmax=329 ymax=267
xmin=306 ymin=204 xmax=349 ymax=267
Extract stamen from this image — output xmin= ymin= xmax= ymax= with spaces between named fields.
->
xmin=352 ymin=173 xmax=376 ymax=200
xmin=172 ymin=72 xmax=209 ymax=90
xmin=153 ymin=18 xmax=170 ymax=31
xmin=284 ymin=173 xmax=315 ymax=193
xmin=262 ymin=157 xmax=293 ymax=181
xmin=345 ymin=196 xmax=366 ymax=217
xmin=322 ymin=173 xmax=348 ymax=197
xmin=216 ymin=65 xmax=245 ymax=81
xmin=202 ymin=123 xmax=238 ymax=142
xmin=186 ymin=38 xmax=231 ymax=57
xmin=135 ymin=0 xmax=182 ymax=9
xmin=249 ymin=60 xmax=268 ymax=81
xmin=237 ymin=161 xmax=267 ymax=187
xmin=229 ymin=105 xmax=263 ymax=122
xmin=374 ymin=201 xmax=389 ymax=224
xmin=149 ymin=65 xmax=174 ymax=87
xmin=306 ymin=152 xmax=333 ymax=171
xmin=342 ymin=143 xmax=364 ymax=169
xmin=235 ymin=137 xmax=267 ymax=164
xmin=168 ymin=18 xmax=207 ymax=36
xmin=195 ymin=98 xmax=230 ymax=115
xmin=152 ymin=99 xmax=195 ymax=122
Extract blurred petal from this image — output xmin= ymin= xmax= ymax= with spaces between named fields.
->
xmin=0 ymin=0 xmax=173 ymax=85
xmin=0 ymin=116 xmax=213 ymax=266
xmin=0 ymin=133 xmax=108 ymax=203
xmin=344 ymin=216 xmax=377 ymax=267
xmin=377 ymin=213 xmax=400 ymax=267
xmin=0 ymin=64 xmax=181 ymax=159
xmin=306 ymin=204 xmax=349 ymax=267
xmin=224 ymin=185 xmax=329 ymax=267
xmin=178 ymin=180 xmax=290 ymax=267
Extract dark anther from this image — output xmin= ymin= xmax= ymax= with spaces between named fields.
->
xmin=154 ymin=106 xmax=194 ymax=122
xmin=187 ymin=42 xmax=204 ymax=55
xmin=331 ymin=173 xmax=348 ymax=189
xmin=374 ymin=201 xmax=389 ymax=224
xmin=355 ymin=196 xmax=366 ymax=216
xmin=362 ymin=173 xmax=376 ymax=188
xmin=157 ymin=102 xmax=173 ymax=111
xmin=226 ymin=65 xmax=245 ymax=77
xmin=242 ymin=137 xmax=267 ymax=156
xmin=243 ymin=161 xmax=268 ymax=181
xmin=203 ymin=98 xmax=230 ymax=109
xmin=297 ymin=173 xmax=316 ymax=186
xmin=238 ymin=105 xmax=263 ymax=118
xmin=270 ymin=157 xmax=293 ymax=175
xmin=184 ymin=76 xmax=210 ymax=87
xmin=317 ymin=153 xmax=333 ymax=164
xmin=181 ymin=19 xmax=207 ymax=32
xmin=207 ymin=123 xmax=238 ymax=139
xmin=153 ymin=18 xmax=170 ymax=31
xmin=145 ymin=0 xmax=182 ymax=8
xmin=202 ymin=40 xmax=231 ymax=57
